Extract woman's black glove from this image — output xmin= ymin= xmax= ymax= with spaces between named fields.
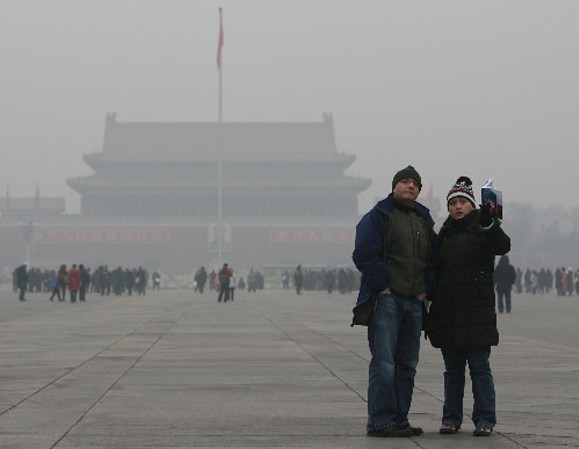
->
xmin=479 ymin=203 xmax=495 ymax=229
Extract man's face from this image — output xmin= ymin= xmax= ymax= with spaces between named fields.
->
xmin=392 ymin=178 xmax=420 ymax=203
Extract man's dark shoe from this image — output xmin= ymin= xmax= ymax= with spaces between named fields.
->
xmin=407 ymin=426 xmax=424 ymax=436
xmin=367 ymin=426 xmax=414 ymax=437
xmin=473 ymin=425 xmax=493 ymax=436
xmin=396 ymin=424 xmax=423 ymax=436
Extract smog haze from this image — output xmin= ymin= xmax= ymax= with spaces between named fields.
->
xmin=2 ymin=0 xmax=578 ymax=214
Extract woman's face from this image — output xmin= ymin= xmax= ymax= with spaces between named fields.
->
xmin=448 ymin=197 xmax=474 ymax=219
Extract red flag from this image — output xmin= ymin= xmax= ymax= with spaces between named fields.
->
xmin=216 ymin=8 xmax=224 ymax=70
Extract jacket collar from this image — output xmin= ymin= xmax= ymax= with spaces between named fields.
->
xmin=374 ymin=193 xmax=434 ymax=227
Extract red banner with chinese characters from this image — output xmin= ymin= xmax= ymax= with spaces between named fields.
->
xmin=35 ymin=228 xmax=170 ymax=244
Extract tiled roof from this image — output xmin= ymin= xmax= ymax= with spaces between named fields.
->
xmin=90 ymin=114 xmax=349 ymax=163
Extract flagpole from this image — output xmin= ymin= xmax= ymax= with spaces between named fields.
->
xmin=217 ymin=7 xmax=224 ymax=263
xmin=5 ymin=181 xmax=10 ymax=211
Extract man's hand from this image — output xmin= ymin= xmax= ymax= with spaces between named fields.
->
xmin=417 ymin=292 xmax=427 ymax=302
xmin=380 ymin=288 xmax=392 ymax=295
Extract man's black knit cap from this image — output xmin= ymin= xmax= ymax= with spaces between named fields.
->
xmin=392 ymin=165 xmax=422 ymax=190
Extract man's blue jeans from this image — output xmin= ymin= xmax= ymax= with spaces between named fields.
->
xmin=441 ymin=346 xmax=496 ymax=428
xmin=367 ymin=293 xmax=422 ymax=432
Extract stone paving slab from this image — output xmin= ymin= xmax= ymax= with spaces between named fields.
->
xmin=0 ymin=286 xmax=577 ymax=448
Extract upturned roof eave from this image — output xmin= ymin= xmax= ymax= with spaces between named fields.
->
xmin=67 ymin=176 xmax=372 ymax=194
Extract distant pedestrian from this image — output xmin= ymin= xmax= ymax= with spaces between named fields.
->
xmin=209 ymin=270 xmax=217 ymax=291
xmin=515 ymin=267 xmax=523 ymax=294
xmin=564 ymin=267 xmax=574 ymax=296
xmin=14 ymin=263 xmax=28 ymax=301
xmin=57 ymin=264 xmax=68 ymax=301
xmin=293 ymin=265 xmax=303 ymax=295
xmin=124 ymin=268 xmax=134 ymax=295
xmin=494 ymin=255 xmax=516 ymax=313
xmin=282 ymin=270 xmax=290 ymax=289
xmin=217 ymin=263 xmax=231 ymax=302
xmin=49 ymin=271 xmax=61 ymax=301
xmin=68 ymin=264 xmax=80 ymax=303
xmin=229 ymin=270 xmax=236 ymax=301
xmin=325 ymin=269 xmax=336 ymax=294
xmin=79 ymin=264 xmax=90 ymax=302
xmin=246 ymin=269 xmax=257 ymax=293
xmin=194 ymin=267 xmax=208 ymax=293
xmin=135 ymin=267 xmax=147 ymax=295
xmin=152 ymin=270 xmax=161 ymax=290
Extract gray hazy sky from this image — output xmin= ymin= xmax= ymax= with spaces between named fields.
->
xmin=2 ymin=0 xmax=578 ymax=214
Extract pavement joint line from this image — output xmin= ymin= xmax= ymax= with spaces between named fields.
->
xmin=0 ymin=301 xmax=192 ymax=420
xmin=48 ymin=301 xmax=194 ymax=449
xmin=247 ymin=300 xmax=369 ymax=404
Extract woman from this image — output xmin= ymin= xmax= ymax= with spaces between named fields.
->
xmin=427 ymin=176 xmax=511 ymax=436
xmin=57 ymin=264 xmax=68 ymax=301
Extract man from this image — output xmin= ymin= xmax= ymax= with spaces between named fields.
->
xmin=217 ymin=263 xmax=231 ymax=302
xmin=14 ymin=263 xmax=29 ymax=301
xmin=293 ymin=264 xmax=303 ymax=295
xmin=194 ymin=266 xmax=208 ymax=293
xmin=79 ymin=264 xmax=91 ymax=302
xmin=136 ymin=267 xmax=147 ymax=295
xmin=352 ymin=165 xmax=437 ymax=438
xmin=494 ymin=255 xmax=516 ymax=313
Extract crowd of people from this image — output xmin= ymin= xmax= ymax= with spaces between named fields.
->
xmin=194 ymin=266 xmax=260 ymax=295
xmin=12 ymin=261 xmax=361 ymax=305
xmin=513 ymin=266 xmax=579 ymax=296
xmin=11 ymin=258 xmax=576 ymax=308
xmin=193 ymin=265 xmax=266 ymax=302
xmin=11 ymin=264 xmax=156 ymax=302
xmin=291 ymin=266 xmax=357 ymax=294
xmin=190 ymin=263 xmax=359 ymax=302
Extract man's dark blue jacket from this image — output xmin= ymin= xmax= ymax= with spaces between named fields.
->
xmin=351 ymin=193 xmax=437 ymax=326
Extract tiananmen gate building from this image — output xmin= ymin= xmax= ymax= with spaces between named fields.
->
xmin=0 ymin=113 xmax=371 ymax=278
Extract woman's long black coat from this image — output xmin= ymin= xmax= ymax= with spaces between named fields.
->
xmin=428 ymin=212 xmax=511 ymax=349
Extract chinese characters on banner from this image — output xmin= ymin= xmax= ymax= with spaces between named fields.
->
xmin=35 ymin=228 xmax=170 ymax=244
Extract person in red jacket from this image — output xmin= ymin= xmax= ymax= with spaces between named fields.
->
xmin=68 ymin=264 xmax=80 ymax=303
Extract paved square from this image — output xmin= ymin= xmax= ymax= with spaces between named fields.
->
xmin=0 ymin=286 xmax=576 ymax=448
